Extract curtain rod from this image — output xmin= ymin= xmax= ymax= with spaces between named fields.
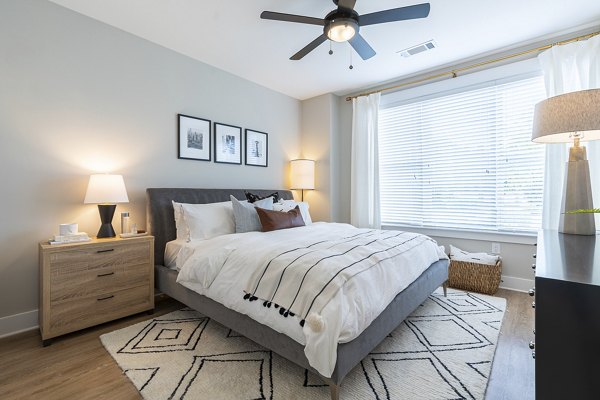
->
xmin=345 ymin=31 xmax=599 ymax=102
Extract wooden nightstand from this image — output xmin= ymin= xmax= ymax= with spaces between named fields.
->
xmin=39 ymin=235 xmax=154 ymax=346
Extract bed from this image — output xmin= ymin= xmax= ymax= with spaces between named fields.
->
xmin=147 ymin=188 xmax=449 ymax=400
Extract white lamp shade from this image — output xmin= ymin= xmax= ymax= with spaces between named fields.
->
xmin=290 ymin=159 xmax=315 ymax=190
xmin=84 ymin=174 xmax=129 ymax=204
xmin=532 ymin=89 xmax=600 ymax=143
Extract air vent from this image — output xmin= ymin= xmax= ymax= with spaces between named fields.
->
xmin=397 ymin=40 xmax=436 ymax=58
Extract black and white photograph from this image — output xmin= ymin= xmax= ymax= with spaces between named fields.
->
xmin=214 ymin=122 xmax=242 ymax=164
xmin=245 ymin=129 xmax=268 ymax=167
xmin=178 ymin=114 xmax=211 ymax=161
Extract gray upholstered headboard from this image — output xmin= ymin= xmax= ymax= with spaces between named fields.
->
xmin=146 ymin=188 xmax=294 ymax=265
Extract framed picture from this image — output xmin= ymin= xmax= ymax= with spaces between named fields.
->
xmin=214 ymin=122 xmax=242 ymax=164
xmin=245 ymin=129 xmax=268 ymax=167
xmin=178 ymin=114 xmax=211 ymax=161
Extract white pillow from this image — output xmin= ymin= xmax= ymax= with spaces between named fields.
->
xmin=181 ymin=201 xmax=235 ymax=240
xmin=172 ymin=201 xmax=190 ymax=241
xmin=273 ymin=200 xmax=312 ymax=224
xmin=449 ymin=245 xmax=500 ymax=266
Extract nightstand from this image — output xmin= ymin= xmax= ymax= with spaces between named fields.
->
xmin=39 ymin=235 xmax=154 ymax=346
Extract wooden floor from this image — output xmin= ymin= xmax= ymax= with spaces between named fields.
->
xmin=0 ymin=289 xmax=534 ymax=399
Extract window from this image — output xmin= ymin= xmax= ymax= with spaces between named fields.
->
xmin=378 ymin=74 xmax=547 ymax=234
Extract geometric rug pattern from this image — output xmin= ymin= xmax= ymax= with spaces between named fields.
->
xmin=100 ymin=288 xmax=506 ymax=400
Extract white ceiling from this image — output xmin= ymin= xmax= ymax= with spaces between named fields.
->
xmin=49 ymin=0 xmax=600 ymax=100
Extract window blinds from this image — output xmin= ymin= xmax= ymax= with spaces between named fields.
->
xmin=378 ymin=75 xmax=547 ymax=233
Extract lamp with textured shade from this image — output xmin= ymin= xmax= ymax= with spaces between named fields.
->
xmin=290 ymin=159 xmax=315 ymax=201
xmin=84 ymin=174 xmax=129 ymax=238
xmin=532 ymin=88 xmax=600 ymax=235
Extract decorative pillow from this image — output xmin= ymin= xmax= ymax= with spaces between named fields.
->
xmin=230 ymin=195 xmax=274 ymax=233
xmin=449 ymin=245 xmax=500 ymax=266
xmin=273 ymin=200 xmax=313 ymax=224
xmin=181 ymin=201 xmax=235 ymax=240
xmin=172 ymin=201 xmax=190 ymax=241
xmin=256 ymin=206 xmax=305 ymax=232
xmin=244 ymin=190 xmax=280 ymax=204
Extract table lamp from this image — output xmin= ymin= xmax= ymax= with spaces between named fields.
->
xmin=532 ymin=88 xmax=600 ymax=235
xmin=290 ymin=159 xmax=315 ymax=201
xmin=84 ymin=174 xmax=129 ymax=238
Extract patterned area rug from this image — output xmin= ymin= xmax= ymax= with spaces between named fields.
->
xmin=101 ymin=288 xmax=506 ymax=399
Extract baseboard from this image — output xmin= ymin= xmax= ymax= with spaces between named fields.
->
xmin=0 ymin=309 xmax=38 ymax=339
xmin=0 ymin=292 xmax=167 ymax=339
xmin=499 ymin=275 xmax=534 ymax=293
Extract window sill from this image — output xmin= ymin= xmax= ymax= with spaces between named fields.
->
xmin=382 ymin=224 xmax=537 ymax=245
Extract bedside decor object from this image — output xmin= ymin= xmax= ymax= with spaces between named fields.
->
xmin=84 ymin=174 xmax=129 ymax=238
xmin=39 ymin=235 xmax=154 ymax=346
xmin=178 ymin=114 xmax=211 ymax=161
xmin=214 ymin=122 xmax=242 ymax=164
xmin=532 ymin=88 xmax=600 ymax=235
xmin=290 ymin=159 xmax=315 ymax=201
xmin=59 ymin=223 xmax=78 ymax=236
xmin=245 ymin=129 xmax=268 ymax=167
xmin=120 ymin=212 xmax=130 ymax=234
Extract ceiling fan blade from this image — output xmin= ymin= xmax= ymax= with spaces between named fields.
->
xmin=337 ymin=0 xmax=356 ymax=11
xmin=349 ymin=33 xmax=376 ymax=60
xmin=290 ymin=34 xmax=328 ymax=60
xmin=261 ymin=11 xmax=325 ymax=26
xmin=360 ymin=3 xmax=430 ymax=26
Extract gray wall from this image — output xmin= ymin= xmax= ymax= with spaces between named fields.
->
xmin=300 ymin=94 xmax=334 ymax=222
xmin=0 ymin=0 xmax=301 ymax=319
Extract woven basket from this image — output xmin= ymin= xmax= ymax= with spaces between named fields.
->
xmin=447 ymin=259 xmax=502 ymax=295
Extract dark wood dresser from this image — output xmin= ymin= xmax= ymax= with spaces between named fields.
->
xmin=533 ymin=230 xmax=600 ymax=400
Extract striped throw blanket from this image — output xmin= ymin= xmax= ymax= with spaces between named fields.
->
xmin=243 ymin=229 xmax=434 ymax=328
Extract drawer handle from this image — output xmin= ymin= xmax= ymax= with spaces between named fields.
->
xmin=528 ymin=288 xmax=535 ymax=296
xmin=532 ymin=301 xmax=535 ymax=309
xmin=97 ymin=295 xmax=114 ymax=301
xmin=532 ymin=263 xmax=536 ymax=270
xmin=97 ymin=272 xmax=115 ymax=277
xmin=532 ymin=254 xmax=536 ymax=259
xmin=529 ymin=341 xmax=535 ymax=350
xmin=97 ymin=249 xmax=115 ymax=253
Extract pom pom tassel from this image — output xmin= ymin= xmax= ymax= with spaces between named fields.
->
xmin=306 ymin=312 xmax=325 ymax=332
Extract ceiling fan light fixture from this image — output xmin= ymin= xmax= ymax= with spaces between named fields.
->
xmin=326 ymin=18 xmax=358 ymax=42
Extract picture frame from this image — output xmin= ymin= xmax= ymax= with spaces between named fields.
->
xmin=214 ymin=122 xmax=242 ymax=164
xmin=178 ymin=114 xmax=211 ymax=161
xmin=245 ymin=129 xmax=268 ymax=167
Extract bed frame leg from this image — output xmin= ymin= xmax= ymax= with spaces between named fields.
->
xmin=329 ymin=383 xmax=340 ymax=400
xmin=442 ymin=281 xmax=448 ymax=297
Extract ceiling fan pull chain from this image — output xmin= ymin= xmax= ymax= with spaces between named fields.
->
xmin=329 ymin=40 xmax=333 ymax=55
xmin=349 ymin=44 xmax=354 ymax=69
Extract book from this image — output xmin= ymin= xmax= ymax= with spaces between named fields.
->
xmin=49 ymin=232 xmax=91 ymax=245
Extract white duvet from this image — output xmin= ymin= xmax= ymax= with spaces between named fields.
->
xmin=176 ymin=222 xmax=446 ymax=377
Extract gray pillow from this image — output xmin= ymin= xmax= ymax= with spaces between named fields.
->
xmin=230 ymin=195 xmax=274 ymax=233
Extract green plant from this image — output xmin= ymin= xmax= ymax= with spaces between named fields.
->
xmin=566 ymin=208 xmax=600 ymax=214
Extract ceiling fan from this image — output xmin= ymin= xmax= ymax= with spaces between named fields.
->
xmin=260 ymin=0 xmax=431 ymax=61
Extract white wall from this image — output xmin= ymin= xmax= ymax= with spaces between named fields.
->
xmin=0 ymin=0 xmax=301 ymax=320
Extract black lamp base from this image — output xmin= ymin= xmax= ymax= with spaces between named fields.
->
xmin=96 ymin=204 xmax=117 ymax=238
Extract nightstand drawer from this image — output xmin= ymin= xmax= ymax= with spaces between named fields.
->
xmin=50 ymin=262 xmax=150 ymax=303
xmin=48 ymin=285 xmax=152 ymax=336
xmin=49 ymin=241 xmax=151 ymax=275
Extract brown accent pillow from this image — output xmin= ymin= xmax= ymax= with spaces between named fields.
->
xmin=256 ymin=206 xmax=305 ymax=232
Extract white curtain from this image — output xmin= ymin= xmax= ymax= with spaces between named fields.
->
xmin=351 ymin=93 xmax=381 ymax=229
xmin=538 ymin=34 xmax=600 ymax=230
